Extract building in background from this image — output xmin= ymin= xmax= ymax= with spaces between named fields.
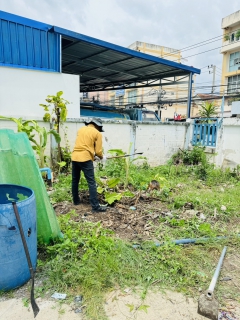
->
xmin=103 ymin=41 xmax=197 ymax=120
xmin=221 ymin=10 xmax=240 ymax=109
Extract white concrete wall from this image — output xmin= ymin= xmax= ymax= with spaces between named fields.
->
xmin=61 ymin=119 xmax=189 ymax=166
xmin=64 ymin=119 xmax=139 ymax=158
xmin=214 ymin=118 xmax=240 ymax=169
xmin=135 ymin=122 xmax=188 ymax=166
xmin=1 ymin=117 xmax=240 ymax=169
xmin=0 ymin=67 xmax=80 ymax=119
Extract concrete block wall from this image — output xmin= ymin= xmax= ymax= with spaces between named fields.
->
xmin=0 ymin=117 xmax=239 ymax=169
xmin=214 ymin=118 xmax=240 ymax=169
xmin=134 ymin=122 xmax=188 ymax=166
xmin=62 ymin=119 xmax=189 ymax=166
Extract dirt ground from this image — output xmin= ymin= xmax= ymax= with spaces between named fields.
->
xmin=1 ymin=195 xmax=239 ymax=320
xmin=53 ymin=192 xmax=170 ymax=242
xmin=52 ymin=195 xmax=240 ymax=320
xmin=1 ymin=288 xmax=239 ymax=320
xmin=104 ymin=289 xmax=240 ymax=320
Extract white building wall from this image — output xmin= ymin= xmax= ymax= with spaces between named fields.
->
xmin=0 ymin=67 xmax=80 ymax=119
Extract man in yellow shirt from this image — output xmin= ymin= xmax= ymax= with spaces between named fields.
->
xmin=71 ymin=118 xmax=107 ymax=212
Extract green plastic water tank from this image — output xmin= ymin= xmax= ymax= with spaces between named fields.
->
xmin=0 ymin=129 xmax=62 ymax=244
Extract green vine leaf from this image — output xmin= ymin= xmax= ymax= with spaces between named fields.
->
xmin=105 ymin=192 xmax=122 ymax=204
xmin=107 ymin=177 xmax=121 ymax=188
xmin=138 ymin=304 xmax=150 ymax=313
xmin=126 ymin=304 xmax=134 ymax=312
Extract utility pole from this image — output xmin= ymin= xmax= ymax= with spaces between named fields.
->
xmin=157 ymin=89 xmax=166 ymax=119
xmin=208 ymin=65 xmax=216 ymax=93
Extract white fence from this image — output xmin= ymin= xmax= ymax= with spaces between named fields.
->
xmin=0 ymin=118 xmax=239 ymax=169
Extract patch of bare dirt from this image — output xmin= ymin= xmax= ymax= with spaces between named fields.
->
xmin=53 ymin=191 xmax=169 ymax=241
xmin=104 ymin=289 xmax=240 ymax=320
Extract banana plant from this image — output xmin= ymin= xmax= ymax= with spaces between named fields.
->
xmin=29 ymin=121 xmax=60 ymax=168
xmin=0 ymin=116 xmax=60 ymax=168
xmin=0 ymin=116 xmax=35 ymax=138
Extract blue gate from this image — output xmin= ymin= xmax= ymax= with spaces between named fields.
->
xmin=192 ymin=118 xmax=220 ymax=147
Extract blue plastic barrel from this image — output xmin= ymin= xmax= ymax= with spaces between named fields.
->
xmin=0 ymin=184 xmax=37 ymax=291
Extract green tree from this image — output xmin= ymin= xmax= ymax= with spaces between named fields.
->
xmin=40 ymin=91 xmax=69 ymax=162
xmin=198 ymin=102 xmax=218 ymax=119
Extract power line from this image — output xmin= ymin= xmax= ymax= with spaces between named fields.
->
xmin=161 ymin=34 xmax=223 ymax=58
xmin=179 ymin=46 xmax=222 ymax=60
xmin=90 ymin=82 xmax=230 ymax=104
xmin=162 ymin=26 xmax=240 ymax=61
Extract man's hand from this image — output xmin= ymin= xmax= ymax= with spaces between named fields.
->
xmin=94 ymin=156 xmax=101 ymax=161
xmin=101 ymin=156 xmax=107 ymax=163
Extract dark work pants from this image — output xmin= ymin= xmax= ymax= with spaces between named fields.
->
xmin=72 ymin=160 xmax=99 ymax=210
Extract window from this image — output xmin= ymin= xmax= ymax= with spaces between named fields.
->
xmin=227 ymin=75 xmax=240 ymax=93
xmin=110 ymin=95 xmax=115 ymax=106
xmin=129 ymin=82 xmax=136 ymax=87
xmin=231 ymin=33 xmax=235 ymax=42
xmin=118 ymin=96 xmax=124 ymax=106
xmin=128 ymin=90 xmax=137 ymax=104
xmin=229 ymin=51 xmax=240 ymax=72
xmin=142 ymin=111 xmax=158 ymax=122
xmin=234 ymin=58 xmax=240 ymax=65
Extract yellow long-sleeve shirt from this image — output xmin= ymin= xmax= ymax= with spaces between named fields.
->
xmin=71 ymin=124 xmax=103 ymax=162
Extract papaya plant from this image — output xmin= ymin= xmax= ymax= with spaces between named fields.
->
xmin=40 ymin=91 xmax=69 ymax=162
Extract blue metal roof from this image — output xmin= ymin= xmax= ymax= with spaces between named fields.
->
xmin=0 ymin=10 xmax=201 ymax=92
xmin=54 ymin=26 xmax=200 ymax=92
xmin=0 ymin=11 xmax=60 ymax=72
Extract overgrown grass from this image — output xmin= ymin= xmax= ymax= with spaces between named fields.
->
xmin=45 ymin=147 xmax=240 ymax=318
xmin=39 ymin=211 xmax=240 ymax=319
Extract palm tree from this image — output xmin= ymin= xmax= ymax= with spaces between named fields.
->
xmin=198 ymin=102 xmax=218 ymax=119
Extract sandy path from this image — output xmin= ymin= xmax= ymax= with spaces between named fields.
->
xmin=104 ymin=289 xmax=240 ymax=320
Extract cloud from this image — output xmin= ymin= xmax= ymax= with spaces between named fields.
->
xmin=0 ymin=0 xmax=239 ymax=90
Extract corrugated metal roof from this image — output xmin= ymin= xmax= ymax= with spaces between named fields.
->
xmin=0 ymin=11 xmax=60 ymax=72
xmin=54 ymin=26 xmax=200 ymax=92
xmin=0 ymin=10 xmax=201 ymax=92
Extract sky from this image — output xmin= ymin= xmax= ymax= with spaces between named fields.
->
xmin=0 ymin=0 xmax=240 ymax=95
